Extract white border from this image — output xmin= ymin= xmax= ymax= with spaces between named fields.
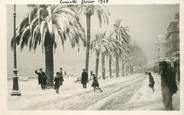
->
xmin=0 ymin=0 xmax=183 ymax=115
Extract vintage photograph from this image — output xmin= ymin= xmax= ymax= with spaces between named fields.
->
xmin=7 ymin=4 xmax=180 ymax=110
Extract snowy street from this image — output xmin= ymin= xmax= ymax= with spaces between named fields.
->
xmin=107 ymin=73 xmax=180 ymax=110
xmin=7 ymin=73 xmax=180 ymax=110
xmin=5 ymin=4 xmax=180 ymax=112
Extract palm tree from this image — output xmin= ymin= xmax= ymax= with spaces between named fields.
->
xmin=11 ymin=5 xmax=85 ymax=85
xmin=120 ymin=40 xmax=130 ymax=77
xmin=108 ymin=55 xmax=112 ymax=78
xmin=91 ymin=34 xmax=102 ymax=78
xmin=100 ymin=38 xmax=114 ymax=80
xmin=76 ymin=5 xmax=109 ymax=74
xmin=110 ymin=19 xmax=130 ymax=78
xmin=107 ymin=38 xmax=125 ymax=78
xmin=91 ymin=32 xmax=112 ymax=79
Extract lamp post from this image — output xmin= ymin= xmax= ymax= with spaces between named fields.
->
xmin=11 ymin=4 xmax=21 ymax=96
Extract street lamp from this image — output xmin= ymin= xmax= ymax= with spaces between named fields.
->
xmin=11 ymin=4 xmax=21 ymax=96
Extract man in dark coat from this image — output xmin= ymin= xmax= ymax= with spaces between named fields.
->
xmin=35 ymin=68 xmax=47 ymax=90
xmin=40 ymin=68 xmax=47 ymax=89
xmin=159 ymin=61 xmax=178 ymax=110
xmin=81 ymin=69 xmax=88 ymax=88
xmin=59 ymin=67 xmax=64 ymax=85
xmin=54 ymin=72 xmax=63 ymax=93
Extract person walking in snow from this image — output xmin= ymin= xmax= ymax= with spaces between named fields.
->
xmin=159 ymin=61 xmax=178 ymax=110
xmin=81 ymin=69 xmax=88 ymax=88
xmin=54 ymin=72 xmax=63 ymax=94
xmin=58 ymin=67 xmax=64 ymax=85
xmin=35 ymin=68 xmax=47 ymax=90
xmin=147 ymin=72 xmax=155 ymax=93
xmin=91 ymin=71 xmax=103 ymax=92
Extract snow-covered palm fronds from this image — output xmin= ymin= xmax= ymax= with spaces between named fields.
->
xmin=11 ymin=5 xmax=86 ymax=51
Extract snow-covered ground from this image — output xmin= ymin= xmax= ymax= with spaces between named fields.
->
xmin=7 ymin=73 xmax=180 ymax=110
xmin=7 ymin=74 xmax=140 ymax=110
xmin=117 ymin=73 xmax=180 ymax=110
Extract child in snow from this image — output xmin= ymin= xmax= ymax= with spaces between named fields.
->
xmin=91 ymin=71 xmax=103 ymax=92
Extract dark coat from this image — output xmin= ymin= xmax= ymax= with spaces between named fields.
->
xmin=148 ymin=75 xmax=155 ymax=88
xmin=81 ymin=72 xmax=88 ymax=84
xmin=54 ymin=75 xmax=63 ymax=89
xmin=58 ymin=72 xmax=64 ymax=85
xmin=160 ymin=62 xmax=178 ymax=94
xmin=41 ymin=72 xmax=47 ymax=85
xmin=35 ymin=70 xmax=47 ymax=85
xmin=92 ymin=77 xmax=99 ymax=87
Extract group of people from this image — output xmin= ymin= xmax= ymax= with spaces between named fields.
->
xmin=35 ymin=60 xmax=178 ymax=110
xmin=35 ymin=67 xmax=64 ymax=93
xmin=146 ymin=60 xmax=178 ymax=110
xmin=81 ymin=69 xmax=103 ymax=92
xmin=35 ymin=67 xmax=103 ymax=93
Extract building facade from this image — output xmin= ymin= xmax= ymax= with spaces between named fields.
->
xmin=166 ymin=12 xmax=180 ymax=81
xmin=155 ymin=12 xmax=180 ymax=81
xmin=166 ymin=14 xmax=179 ymax=58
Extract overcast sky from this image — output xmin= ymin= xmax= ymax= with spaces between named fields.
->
xmin=7 ymin=4 xmax=179 ymax=76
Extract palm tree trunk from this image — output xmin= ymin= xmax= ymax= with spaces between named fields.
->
xmin=122 ymin=60 xmax=125 ymax=77
xmin=126 ymin=64 xmax=129 ymax=75
xmin=124 ymin=64 xmax=127 ymax=76
xmin=95 ymin=51 xmax=100 ymax=78
xmin=44 ymin=32 xmax=54 ymax=86
xmin=101 ymin=53 xmax=106 ymax=80
xmin=130 ymin=65 xmax=134 ymax=74
xmin=85 ymin=14 xmax=92 ymax=74
xmin=116 ymin=55 xmax=119 ymax=77
xmin=109 ymin=55 xmax=112 ymax=78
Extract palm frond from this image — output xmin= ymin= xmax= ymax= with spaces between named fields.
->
xmin=94 ymin=5 xmax=109 ymax=27
xmin=19 ymin=26 xmax=31 ymax=50
xmin=40 ymin=21 xmax=48 ymax=45
xmin=17 ymin=16 xmax=29 ymax=33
